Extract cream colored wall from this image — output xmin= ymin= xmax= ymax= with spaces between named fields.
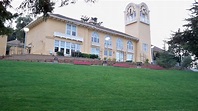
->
xmin=125 ymin=3 xmax=152 ymax=63
xmin=27 ymin=18 xmax=137 ymax=61
xmin=0 ymin=35 xmax=7 ymax=56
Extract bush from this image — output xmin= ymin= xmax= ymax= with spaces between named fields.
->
xmin=71 ymin=51 xmax=98 ymax=59
xmin=181 ymin=56 xmax=192 ymax=69
xmin=57 ymin=52 xmax=64 ymax=56
xmin=156 ymin=52 xmax=177 ymax=68
xmin=126 ymin=60 xmax=133 ymax=63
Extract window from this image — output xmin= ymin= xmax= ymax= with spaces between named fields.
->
xmin=126 ymin=6 xmax=136 ymax=23
xmin=142 ymin=43 xmax=148 ymax=52
xmin=92 ymin=32 xmax=99 ymax=43
xmin=105 ymin=36 xmax=112 ymax=48
xmin=127 ymin=54 xmax=133 ymax=61
xmin=54 ymin=40 xmax=59 ymax=52
xmin=91 ymin=48 xmax=100 ymax=56
xmin=60 ymin=41 xmax=65 ymax=53
xmin=104 ymin=49 xmax=112 ymax=56
xmin=67 ymin=24 xmax=77 ymax=36
xmin=116 ymin=38 xmax=123 ymax=50
xmin=140 ymin=5 xmax=149 ymax=24
xmin=127 ymin=41 xmax=133 ymax=52
xmin=66 ymin=42 xmax=70 ymax=54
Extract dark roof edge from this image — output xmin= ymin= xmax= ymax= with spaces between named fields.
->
xmin=27 ymin=14 xmax=139 ymax=42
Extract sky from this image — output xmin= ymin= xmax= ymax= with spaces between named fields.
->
xmin=11 ymin=0 xmax=194 ymax=48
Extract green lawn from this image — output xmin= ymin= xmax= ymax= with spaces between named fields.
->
xmin=0 ymin=60 xmax=198 ymax=111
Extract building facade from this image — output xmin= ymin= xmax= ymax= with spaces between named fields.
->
xmin=26 ymin=2 xmax=151 ymax=62
xmin=0 ymin=35 xmax=7 ymax=56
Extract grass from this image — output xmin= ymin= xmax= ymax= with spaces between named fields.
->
xmin=0 ymin=60 xmax=198 ymax=111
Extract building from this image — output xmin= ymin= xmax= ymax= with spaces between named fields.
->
xmin=25 ymin=2 xmax=151 ymax=62
xmin=0 ymin=35 xmax=7 ymax=56
xmin=7 ymin=39 xmax=24 ymax=55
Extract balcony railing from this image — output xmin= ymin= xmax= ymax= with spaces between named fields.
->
xmin=54 ymin=32 xmax=83 ymax=42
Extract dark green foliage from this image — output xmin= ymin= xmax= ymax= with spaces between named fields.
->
xmin=71 ymin=51 xmax=98 ymax=59
xmin=168 ymin=1 xmax=198 ymax=59
xmin=1 ymin=0 xmax=96 ymax=35
xmin=126 ymin=60 xmax=133 ymax=62
xmin=56 ymin=51 xmax=64 ymax=56
xmin=156 ymin=52 xmax=177 ymax=68
xmin=0 ymin=0 xmax=18 ymax=35
xmin=0 ymin=61 xmax=198 ymax=110
xmin=181 ymin=56 xmax=192 ymax=69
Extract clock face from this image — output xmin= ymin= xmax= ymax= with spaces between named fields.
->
xmin=126 ymin=5 xmax=136 ymax=24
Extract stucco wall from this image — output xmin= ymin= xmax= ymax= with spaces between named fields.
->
xmin=0 ymin=35 xmax=7 ymax=56
xmin=27 ymin=18 xmax=137 ymax=61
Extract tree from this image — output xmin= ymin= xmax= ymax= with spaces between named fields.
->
xmin=0 ymin=0 xmax=18 ymax=35
xmin=0 ymin=0 xmax=96 ymax=35
xmin=168 ymin=1 xmax=198 ymax=60
xmin=156 ymin=51 xmax=177 ymax=69
xmin=14 ymin=16 xmax=33 ymax=42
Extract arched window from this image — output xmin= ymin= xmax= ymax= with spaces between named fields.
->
xmin=127 ymin=41 xmax=133 ymax=52
xmin=116 ymin=38 xmax=123 ymax=50
xmin=127 ymin=6 xmax=136 ymax=22
xmin=91 ymin=32 xmax=99 ymax=43
xmin=140 ymin=5 xmax=149 ymax=24
xmin=105 ymin=36 xmax=112 ymax=48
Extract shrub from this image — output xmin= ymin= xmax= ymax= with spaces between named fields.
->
xmin=156 ymin=52 xmax=177 ymax=68
xmin=57 ymin=52 xmax=64 ymax=56
xmin=181 ymin=56 xmax=192 ymax=69
xmin=126 ymin=60 xmax=133 ymax=63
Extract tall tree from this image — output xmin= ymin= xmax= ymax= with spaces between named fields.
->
xmin=14 ymin=15 xmax=33 ymax=42
xmin=0 ymin=0 xmax=18 ymax=35
xmin=168 ymin=1 xmax=198 ymax=59
xmin=0 ymin=0 xmax=96 ymax=35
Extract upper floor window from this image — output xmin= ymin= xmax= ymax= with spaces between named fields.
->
xmin=92 ymin=32 xmax=99 ymax=43
xmin=105 ymin=36 xmax=112 ymax=48
xmin=140 ymin=5 xmax=149 ymax=24
xmin=127 ymin=41 xmax=133 ymax=52
xmin=142 ymin=43 xmax=148 ymax=52
xmin=116 ymin=38 xmax=123 ymax=50
xmin=126 ymin=5 xmax=136 ymax=23
xmin=66 ymin=24 xmax=77 ymax=36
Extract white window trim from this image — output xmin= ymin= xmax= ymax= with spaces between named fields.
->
xmin=66 ymin=23 xmax=78 ymax=37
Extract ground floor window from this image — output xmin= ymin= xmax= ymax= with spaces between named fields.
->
xmin=104 ymin=49 xmax=112 ymax=56
xmin=91 ymin=47 xmax=100 ymax=56
xmin=54 ymin=40 xmax=81 ymax=56
xmin=116 ymin=51 xmax=124 ymax=62
xmin=127 ymin=53 xmax=133 ymax=61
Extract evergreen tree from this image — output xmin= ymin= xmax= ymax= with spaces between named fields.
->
xmin=168 ymin=1 xmax=198 ymax=59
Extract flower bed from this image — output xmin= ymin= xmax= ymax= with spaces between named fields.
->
xmin=113 ymin=63 xmax=131 ymax=68
xmin=142 ymin=64 xmax=164 ymax=70
xmin=73 ymin=60 xmax=92 ymax=65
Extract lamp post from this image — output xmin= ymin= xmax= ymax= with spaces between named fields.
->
xmin=23 ymin=27 xmax=29 ymax=54
xmin=105 ymin=37 xmax=110 ymax=60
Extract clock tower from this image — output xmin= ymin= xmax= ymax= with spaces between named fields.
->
xmin=124 ymin=2 xmax=152 ymax=63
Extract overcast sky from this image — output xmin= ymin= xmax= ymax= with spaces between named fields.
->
xmin=11 ymin=0 xmax=193 ymax=48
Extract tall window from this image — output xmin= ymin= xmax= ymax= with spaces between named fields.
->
xmin=91 ymin=48 xmax=100 ymax=56
xmin=127 ymin=54 xmax=133 ymax=61
xmin=54 ymin=40 xmax=59 ymax=52
xmin=60 ymin=41 xmax=65 ymax=53
xmin=140 ymin=5 xmax=149 ymax=24
xmin=105 ymin=36 xmax=112 ymax=48
xmin=126 ymin=6 xmax=136 ymax=23
xmin=142 ymin=43 xmax=148 ymax=52
xmin=67 ymin=24 xmax=77 ymax=36
xmin=116 ymin=38 xmax=123 ymax=50
xmin=66 ymin=42 xmax=70 ymax=54
xmin=92 ymin=32 xmax=99 ymax=43
xmin=127 ymin=41 xmax=133 ymax=52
